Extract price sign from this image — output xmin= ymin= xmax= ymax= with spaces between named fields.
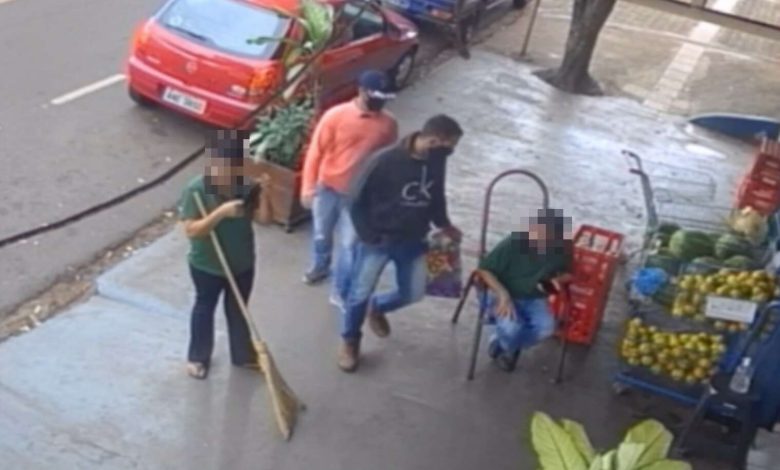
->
xmin=705 ymin=296 xmax=757 ymax=324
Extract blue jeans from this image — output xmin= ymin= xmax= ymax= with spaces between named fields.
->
xmin=342 ymin=240 xmax=428 ymax=341
xmin=310 ymin=185 xmax=356 ymax=293
xmin=188 ymin=265 xmax=256 ymax=366
xmin=483 ymin=294 xmax=556 ymax=355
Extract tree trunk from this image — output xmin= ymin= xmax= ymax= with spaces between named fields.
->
xmin=536 ymin=0 xmax=617 ymax=95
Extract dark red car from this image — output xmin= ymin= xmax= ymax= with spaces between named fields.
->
xmin=126 ymin=0 xmax=419 ymax=128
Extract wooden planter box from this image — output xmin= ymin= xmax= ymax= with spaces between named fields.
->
xmin=245 ymin=159 xmax=310 ymax=232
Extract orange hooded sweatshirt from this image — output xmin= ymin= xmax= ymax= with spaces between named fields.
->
xmin=301 ymin=100 xmax=398 ymax=198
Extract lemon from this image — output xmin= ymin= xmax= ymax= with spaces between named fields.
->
xmin=671 ymin=369 xmax=684 ymax=381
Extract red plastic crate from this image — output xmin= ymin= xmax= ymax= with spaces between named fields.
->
xmin=758 ymin=137 xmax=780 ymax=160
xmin=550 ymin=283 xmax=605 ymax=345
xmin=747 ymin=154 xmax=780 ymax=187
xmin=735 ymin=176 xmax=780 ymax=216
xmin=572 ymin=225 xmax=624 ymax=288
xmin=550 ymin=225 xmax=625 ymax=345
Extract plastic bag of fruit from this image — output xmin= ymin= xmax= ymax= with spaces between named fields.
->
xmin=425 ymin=232 xmax=463 ymax=298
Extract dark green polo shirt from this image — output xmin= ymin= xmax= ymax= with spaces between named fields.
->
xmin=479 ymin=235 xmax=571 ymax=299
xmin=178 ymin=176 xmax=255 ymax=276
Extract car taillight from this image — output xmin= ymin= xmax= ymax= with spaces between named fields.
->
xmin=247 ymin=67 xmax=281 ymax=99
xmin=132 ymin=22 xmax=152 ymax=53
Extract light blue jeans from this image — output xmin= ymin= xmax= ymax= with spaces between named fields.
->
xmin=310 ymin=185 xmax=356 ymax=296
xmin=483 ymin=294 xmax=556 ymax=355
xmin=342 ymin=240 xmax=428 ymax=341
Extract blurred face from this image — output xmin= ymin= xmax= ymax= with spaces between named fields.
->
xmin=529 ymin=222 xmax=550 ymax=244
xmin=205 ymin=156 xmax=244 ymax=197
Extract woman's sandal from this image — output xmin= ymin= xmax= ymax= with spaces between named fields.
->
xmin=187 ymin=362 xmax=209 ymax=380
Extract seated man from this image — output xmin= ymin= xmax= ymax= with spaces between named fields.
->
xmin=476 ymin=209 xmax=573 ymax=372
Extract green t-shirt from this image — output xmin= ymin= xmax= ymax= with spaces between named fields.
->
xmin=178 ymin=176 xmax=255 ymax=277
xmin=479 ymin=235 xmax=571 ymax=299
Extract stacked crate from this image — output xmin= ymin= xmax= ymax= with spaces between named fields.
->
xmin=551 ymin=225 xmax=624 ymax=345
xmin=736 ymin=138 xmax=780 ymax=216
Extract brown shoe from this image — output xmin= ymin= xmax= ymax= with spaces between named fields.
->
xmin=368 ymin=310 xmax=391 ymax=338
xmin=338 ymin=341 xmax=360 ymax=373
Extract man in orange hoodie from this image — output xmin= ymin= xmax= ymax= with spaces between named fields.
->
xmin=300 ymin=70 xmax=399 ymax=297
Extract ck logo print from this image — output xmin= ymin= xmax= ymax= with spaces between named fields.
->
xmin=401 ymin=166 xmax=433 ymax=207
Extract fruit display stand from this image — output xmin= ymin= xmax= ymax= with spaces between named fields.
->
xmin=615 ymin=151 xmax=780 ymax=406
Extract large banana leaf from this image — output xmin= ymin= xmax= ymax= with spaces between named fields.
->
xmin=637 ymin=460 xmax=692 ymax=470
xmin=615 ymin=443 xmax=645 ymax=470
xmin=300 ymin=0 xmax=333 ymax=50
xmin=624 ymin=420 xmax=673 ymax=467
xmin=562 ymin=419 xmax=596 ymax=464
xmin=588 ymin=455 xmax=606 ymax=470
xmin=531 ymin=413 xmax=589 ymax=470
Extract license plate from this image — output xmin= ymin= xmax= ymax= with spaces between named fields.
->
xmin=385 ymin=0 xmax=410 ymax=9
xmin=162 ymin=87 xmax=206 ymax=115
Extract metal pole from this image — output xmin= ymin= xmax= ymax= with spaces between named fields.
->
xmin=520 ymin=0 xmax=543 ymax=57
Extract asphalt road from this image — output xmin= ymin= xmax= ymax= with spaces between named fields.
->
xmin=0 ymin=0 xmax=460 ymax=317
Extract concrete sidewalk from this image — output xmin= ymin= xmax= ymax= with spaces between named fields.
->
xmin=494 ymin=0 xmax=780 ymax=117
xmin=0 ymin=49 xmax=756 ymax=469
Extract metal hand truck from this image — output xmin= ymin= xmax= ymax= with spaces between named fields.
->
xmin=450 ymin=169 xmax=573 ymax=383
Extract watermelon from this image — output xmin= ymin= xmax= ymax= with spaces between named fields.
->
xmin=723 ymin=255 xmax=755 ymax=270
xmin=668 ymin=230 xmax=715 ymax=261
xmin=645 ymin=252 xmax=681 ymax=275
xmin=652 ymin=282 xmax=676 ymax=307
xmin=685 ymin=256 xmax=720 ymax=274
xmin=658 ymin=222 xmax=681 ymax=236
xmin=654 ymin=223 xmax=681 ymax=247
xmin=715 ymin=233 xmax=753 ymax=260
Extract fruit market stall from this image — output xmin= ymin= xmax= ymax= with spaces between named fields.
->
xmin=615 ymin=151 xmax=780 ymax=407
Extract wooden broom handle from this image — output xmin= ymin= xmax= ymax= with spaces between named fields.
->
xmin=193 ymin=192 xmax=263 ymax=343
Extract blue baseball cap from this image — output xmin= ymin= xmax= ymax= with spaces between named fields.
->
xmin=358 ymin=70 xmax=395 ymax=100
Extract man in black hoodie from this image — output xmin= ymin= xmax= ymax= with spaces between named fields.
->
xmin=338 ymin=115 xmax=463 ymax=372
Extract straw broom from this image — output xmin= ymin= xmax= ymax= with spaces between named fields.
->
xmin=193 ymin=192 xmax=304 ymax=440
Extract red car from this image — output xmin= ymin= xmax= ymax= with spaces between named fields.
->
xmin=126 ymin=0 xmax=419 ymax=128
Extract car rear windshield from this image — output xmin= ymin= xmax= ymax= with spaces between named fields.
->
xmin=159 ymin=0 xmax=290 ymax=59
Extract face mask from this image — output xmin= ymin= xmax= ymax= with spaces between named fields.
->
xmin=366 ymin=97 xmax=386 ymax=112
xmin=427 ymin=146 xmax=454 ymax=159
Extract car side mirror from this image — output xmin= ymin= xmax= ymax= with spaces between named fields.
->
xmin=386 ymin=23 xmax=402 ymax=39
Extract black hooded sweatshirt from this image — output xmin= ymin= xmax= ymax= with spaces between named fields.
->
xmin=350 ymin=134 xmax=451 ymax=244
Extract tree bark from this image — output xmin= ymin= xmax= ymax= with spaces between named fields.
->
xmin=536 ymin=0 xmax=617 ymax=95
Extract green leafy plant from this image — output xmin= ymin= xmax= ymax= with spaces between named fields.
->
xmin=249 ymin=95 xmax=315 ymax=169
xmin=248 ymin=0 xmax=334 ymax=99
xmin=531 ymin=412 xmax=691 ymax=470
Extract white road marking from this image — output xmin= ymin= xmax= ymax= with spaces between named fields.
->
xmin=50 ymin=74 xmax=126 ymax=106
xmin=0 ymin=0 xmax=18 ymax=5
